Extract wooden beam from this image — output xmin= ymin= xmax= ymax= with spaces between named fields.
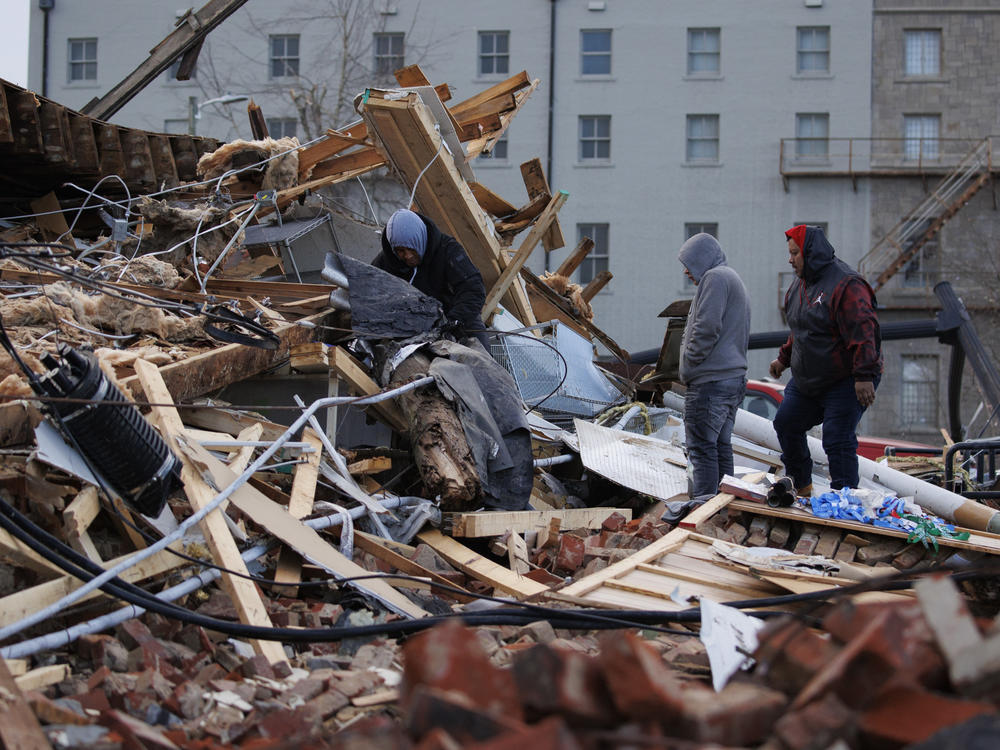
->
xmin=520 ymin=158 xmax=565 ymax=252
xmin=469 ymin=181 xmax=518 ymax=218
xmin=81 ymin=0 xmax=252 ymax=120
xmin=0 ymin=657 xmax=55 ymax=750
xmin=14 ymin=665 xmax=70 ymax=693
xmin=445 ymin=507 xmax=631 ymax=538
xmin=448 ymin=71 xmax=531 ymax=119
xmin=416 ymin=529 xmax=549 ymax=599
xmin=482 ymin=190 xmax=568 ymax=318
xmin=393 ymin=64 xmax=452 ymax=103
xmin=273 ymin=427 xmax=323 ymax=595
xmin=555 ymin=237 xmax=595 ymax=278
xmin=134 ymin=358 xmax=288 ymax=665
xmin=353 ymin=531 xmax=474 ymax=603
xmin=63 ymin=485 xmax=103 ymax=564
xmin=328 ymin=346 xmax=407 ymax=432
xmin=581 ymin=271 xmax=613 ymax=302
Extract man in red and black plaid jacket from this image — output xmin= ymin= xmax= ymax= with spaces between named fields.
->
xmin=768 ymin=224 xmax=882 ymax=493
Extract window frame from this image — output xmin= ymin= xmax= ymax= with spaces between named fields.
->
xmin=478 ymin=30 xmax=510 ymax=77
xmin=904 ymin=29 xmax=941 ymax=77
xmin=796 ymin=26 xmax=830 ymax=74
xmin=269 ymin=34 xmax=300 ymax=79
xmin=578 ymin=115 xmax=611 ymax=162
xmin=576 ymin=222 xmax=610 ymax=287
xmin=374 ymin=32 xmax=405 ymax=78
xmin=266 ymin=117 xmax=299 ymax=140
xmin=900 ymin=353 xmax=939 ymax=427
xmin=68 ymin=37 xmax=98 ymax=82
xmin=903 ymin=114 xmax=941 ymax=161
xmin=687 ymin=27 xmax=720 ymax=75
xmin=794 ymin=112 xmax=830 ymax=159
xmin=580 ymin=29 xmax=612 ymax=76
xmin=683 ymin=223 xmax=719 ymax=288
xmin=686 ymin=114 xmax=720 ymax=162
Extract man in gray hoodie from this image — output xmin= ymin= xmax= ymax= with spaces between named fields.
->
xmin=677 ymin=233 xmax=751 ymax=505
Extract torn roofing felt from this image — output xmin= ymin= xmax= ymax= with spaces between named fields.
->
xmin=428 ymin=340 xmax=534 ymax=511
xmin=327 ymin=251 xmax=444 ymax=339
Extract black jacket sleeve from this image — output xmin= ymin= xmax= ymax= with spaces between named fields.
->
xmin=440 ymin=237 xmax=486 ymax=325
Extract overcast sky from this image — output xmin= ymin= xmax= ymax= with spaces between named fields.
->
xmin=1 ymin=0 xmax=29 ymax=87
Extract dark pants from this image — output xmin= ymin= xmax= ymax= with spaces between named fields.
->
xmin=773 ymin=375 xmax=879 ymax=490
xmin=684 ymin=376 xmax=745 ymax=501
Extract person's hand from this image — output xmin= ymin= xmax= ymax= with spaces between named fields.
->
xmin=855 ymin=380 xmax=876 ymax=407
xmin=768 ymin=359 xmax=786 ymax=379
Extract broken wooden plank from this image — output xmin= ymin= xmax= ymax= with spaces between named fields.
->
xmin=470 ymin=181 xmax=518 ymax=218
xmin=507 ymin=531 xmax=531 ymax=574
xmin=416 ymin=529 xmax=549 ymax=599
xmin=0 ymin=657 xmax=51 ymax=750
xmin=353 ymin=531 xmax=475 ymax=604
xmin=444 ymin=507 xmax=631 ymax=538
xmin=347 ymin=457 xmax=392 ymax=475
xmin=482 ymin=190 xmax=568 ymax=319
xmin=581 ymin=270 xmax=613 ymax=302
xmin=14 ymin=664 xmax=70 ymax=692
xmin=273 ymin=427 xmax=323 ymax=596
xmin=554 ymin=237 xmax=595 ymax=278
xmin=135 ymin=358 xmax=288 ymax=665
xmin=328 ymin=346 xmax=407 ymax=433
xmin=519 ymin=158 xmax=565 ymax=252
xmin=63 ymin=485 xmax=103 ymax=564
xmin=290 ymin=342 xmax=330 ymax=373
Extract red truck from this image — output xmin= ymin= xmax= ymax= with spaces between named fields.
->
xmin=742 ymin=379 xmax=938 ymax=460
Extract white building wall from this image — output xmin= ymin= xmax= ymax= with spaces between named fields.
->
xmin=28 ymin=0 xmax=873 ymax=375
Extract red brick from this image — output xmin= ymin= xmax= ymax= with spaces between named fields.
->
xmin=404 ymin=685 xmax=527 ymax=746
xmin=754 ymin=618 xmax=840 ymax=695
xmin=554 ymin=535 xmax=586 ymax=573
xmin=597 ymin=631 xmax=687 ymax=721
xmin=414 ymin=727 xmax=463 ymax=750
xmin=402 ymin=620 xmax=522 ymax=721
xmin=674 ymin=681 xmax=787 ymax=746
xmin=100 ymin=708 xmax=178 ymax=750
xmin=511 ymin=644 xmax=616 ymax=726
xmin=78 ymin=634 xmax=129 ymax=671
xmin=773 ymin=692 xmax=855 ymax=750
xmin=240 ymin=653 xmax=276 ymax=680
xmin=301 ymin=688 xmax=349 ymax=722
xmin=601 ymin=512 xmax=627 ymax=533
xmin=465 ymin=716 xmax=581 ymax=750
xmin=858 ymin=684 xmax=996 ymax=747
xmin=286 ymin=677 xmax=324 ymax=702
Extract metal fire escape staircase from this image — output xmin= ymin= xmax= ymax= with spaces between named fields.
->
xmin=859 ymin=137 xmax=993 ymax=291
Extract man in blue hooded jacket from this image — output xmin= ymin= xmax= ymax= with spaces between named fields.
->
xmin=373 ymin=208 xmax=490 ymax=350
xmin=677 ymin=233 xmax=751 ymax=505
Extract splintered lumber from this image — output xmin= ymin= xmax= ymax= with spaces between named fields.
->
xmin=360 ymin=91 xmax=536 ymax=326
xmin=520 ymin=158 xmax=565 ymax=252
xmin=353 ymin=531 xmax=475 ymax=603
xmin=135 ymin=359 xmax=288 ymax=665
xmin=482 ymin=190 xmax=569 ymax=319
xmin=0 ymin=657 xmax=50 ymax=750
xmin=63 ymin=486 xmax=103 ymax=563
xmin=470 ymin=181 xmax=518 ymax=218
xmin=390 ymin=351 xmax=480 ymax=510
xmin=328 ymin=346 xmax=407 ymax=432
xmin=555 ymin=237 xmax=595 ymax=278
xmin=119 ymin=311 xmax=327 ymax=403
xmin=417 ymin=529 xmax=549 ymax=599
xmin=581 ymin=271 xmax=613 ymax=302
xmin=444 ymin=507 xmax=632 ymax=538
xmin=14 ymin=664 xmax=70 ymax=692
xmin=273 ymin=427 xmax=323 ymax=596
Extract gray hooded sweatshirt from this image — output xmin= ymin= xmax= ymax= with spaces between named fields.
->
xmin=677 ymin=233 xmax=751 ymax=386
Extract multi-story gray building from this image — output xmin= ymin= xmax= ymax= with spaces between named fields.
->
xmin=31 ymin=1 xmax=1000 ymax=442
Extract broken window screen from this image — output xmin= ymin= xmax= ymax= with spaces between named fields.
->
xmin=687 ymin=28 xmax=720 ymax=74
xmin=581 ymin=29 xmax=611 ymax=75
xmin=797 ymin=26 xmax=830 ymax=73
xmin=795 ymin=113 xmax=829 ymax=158
xmin=686 ymin=114 xmax=719 ymax=161
xmin=684 ymin=223 xmax=718 ymax=288
xmin=577 ymin=223 xmax=609 ymax=285
xmin=267 ymin=117 xmax=298 ymax=139
xmin=270 ymin=34 xmax=299 ymax=78
xmin=68 ymin=38 xmax=97 ymax=81
xmin=905 ymin=29 xmax=941 ymax=76
xmin=579 ymin=115 xmax=611 ymax=160
xmin=374 ymin=32 xmax=405 ymax=77
xmin=901 ymin=354 xmax=939 ymax=427
xmin=904 ymin=115 xmax=940 ymax=160
xmin=477 ymin=134 xmax=509 ymax=161
xmin=478 ymin=31 xmax=509 ymax=76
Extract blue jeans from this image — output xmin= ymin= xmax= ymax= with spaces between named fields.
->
xmin=684 ymin=376 xmax=746 ymax=501
xmin=773 ymin=376 xmax=879 ymax=490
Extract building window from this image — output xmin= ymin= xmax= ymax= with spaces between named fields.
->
xmin=374 ymin=32 xmax=405 ymax=77
xmin=579 ymin=115 xmax=611 ymax=160
xmin=683 ymin=223 xmax=718 ymax=288
xmin=905 ymin=30 xmax=941 ymax=76
xmin=270 ymin=34 xmax=300 ymax=78
xmin=686 ymin=114 xmax=719 ymax=162
xmin=903 ymin=235 xmax=938 ymax=287
xmin=577 ymin=223 xmax=609 ymax=285
xmin=797 ymin=26 xmax=830 ymax=73
xmin=581 ymin=29 xmax=611 ymax=75
xmin=795 ymin=113 xmax=829 ymax=159
xmin=478 ymin=134 xmax=508 ymax=161
xmin=901 ymin=354 xmax=939 ymax=427
xmin=904 ymin=114 xmax=940 ymax=160
xmin=478 ymin=31 xmax=509 ymax=76
xmin=687 ymin=28 xmax=720 ymax=75
xmin=68 ymin=38 xmax=97 ymax=81
xmin=267 ymin=117 xmax=298 ymax=139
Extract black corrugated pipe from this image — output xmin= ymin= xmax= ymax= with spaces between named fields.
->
xmin=545 ymin=0 xmax=557 ymax=273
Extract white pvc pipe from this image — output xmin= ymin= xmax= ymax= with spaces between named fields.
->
xmin=662 ymin=391 xmax=1000 ymax=532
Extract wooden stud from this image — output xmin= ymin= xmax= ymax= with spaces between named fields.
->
xmin=554 ymin=237 xmax=595 ymax=278
xmin=353 ymin=531 xmax=475 ymax=603
xmin=328 ymin=346 xmax=407 ymax=433
xmin=273 ymin=427 xmax=323 ymax=596
xmin=446 ymin=507 xmax=630 ymax=538
xmin=14 ymin=664 xmax=70 ymax=692
xmin=520 ymin=158 xmax=565 ymax=252
xmin=507 ymin=531 xmax=531 ymax=574
xmin=63 ymin=486 xmax=103 ymax=564
xmin=580 ymin=270 xmax=613 ymax=302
